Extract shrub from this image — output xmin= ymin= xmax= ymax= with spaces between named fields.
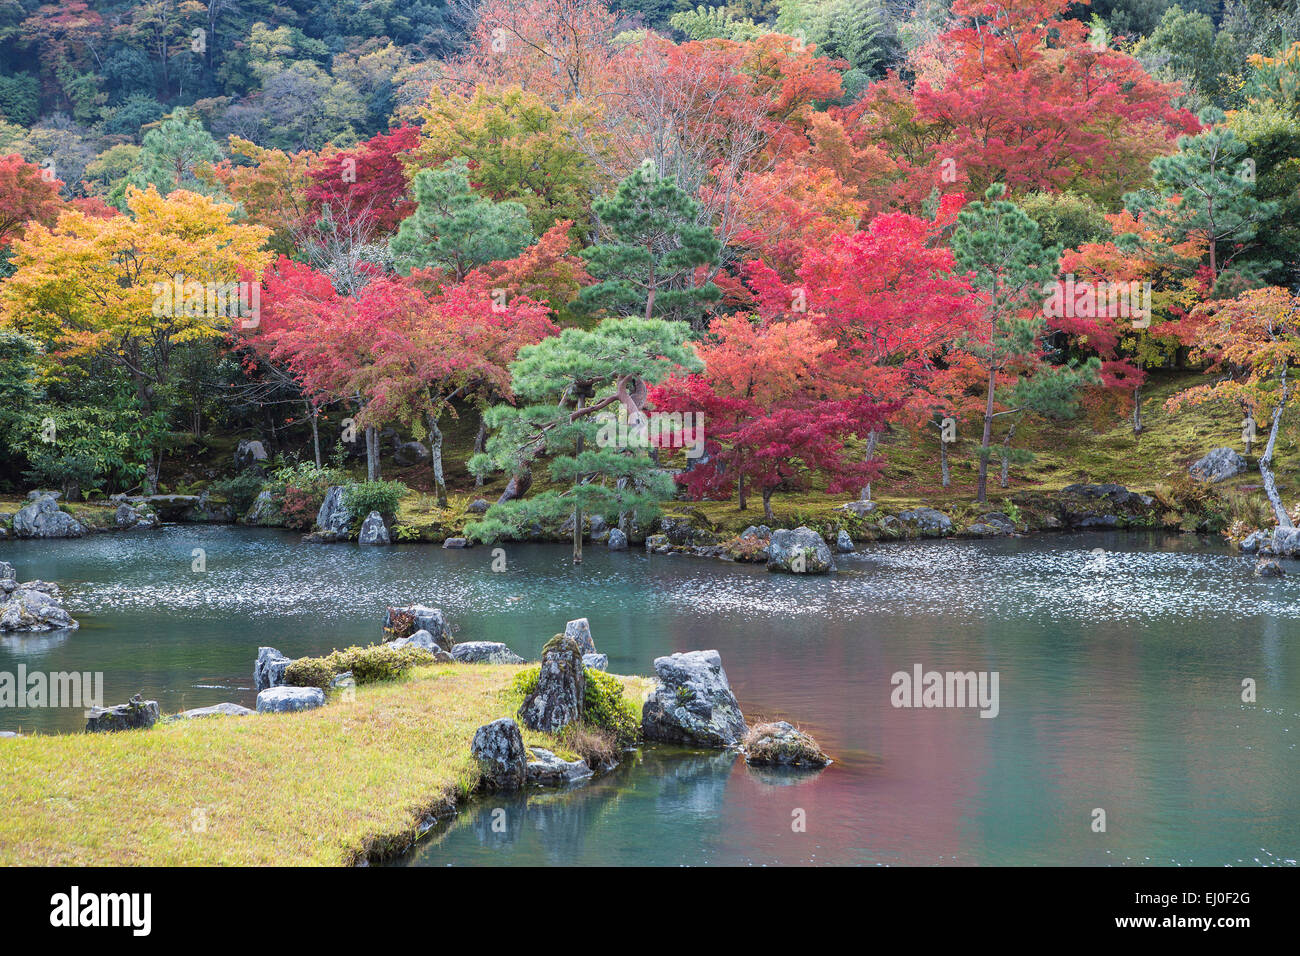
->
xmin=283 ymin=643 xmax=437 ymax=689
xmin=344 ymin=480 xmax=407 ymax=519
xmin=583 ymin=668 xmax=641 ymax=746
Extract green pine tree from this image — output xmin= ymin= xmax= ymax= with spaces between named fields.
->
xmin=390 ymin=158 xmax=534 ymax=279
xmin=467 ymin=316 xmax=703 ymax=564
xmin=952 ymin=184 xmax=1101 ymax=503
xmin=577 ymin=161 xmax=722 ymax=328
xmin=1123 ymin=108 xmax=1280 ymax=292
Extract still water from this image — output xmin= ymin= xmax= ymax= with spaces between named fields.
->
xmin=2 ymin=527 xmax=1297 ymax=865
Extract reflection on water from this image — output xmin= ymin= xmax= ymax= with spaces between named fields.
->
xmin=2 ymin=527 xmax=1298 ymax=865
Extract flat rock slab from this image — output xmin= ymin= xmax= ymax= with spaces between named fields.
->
xmin=451 ymin=641 xmax=524 ymax=664
xmin=256 ymin=686 xmax=326 ymax=713
xmin=526 ymin=748 xmax=592 ymax=787
xmin=176 ymin=702 xmax=255 ymax=719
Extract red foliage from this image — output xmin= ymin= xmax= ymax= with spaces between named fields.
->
xmin=304 ymin=125 xmax=419 ymax=236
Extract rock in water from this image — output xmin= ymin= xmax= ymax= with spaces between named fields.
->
xmin=358 ymin=511 xmax=390 ymax=545
xmin=767 ymin=526 xmax=835 ymax=574
xmin=835 ymin=529 xmax=854 ymax=553
xmin=314 ymin=485 xmax=353 ymax=541
xmin=1189 ymin=447 xmax=1248 ymax=483
xmin=742 ymin=721 xmax=831 ymax=768
xmin=0 ymin=584 xmax=78 ymax=632
xmin=563 ymin=617 xmax=597 ymax=655
xmin=1255 ymin=557 xmax=1285 ymax=577
xmin=383 ymin=605 xmax=452 ymax=646
xmin=471 ymin=718 xmax=527 ymax=791
xmin=518 ymin=635 xmax=586 ymax=732
xmin=243 ymin=490 xmax=278 ymax=525
xmin=526 ymin=748 xmax=593 ymax=787
xmin=85 ymin=694 xmax=160 ymax=732
xmin=442 ymin=537 xmax=468 ymax=548
xmin=254 ymin=646 xmax=293 ymax=691
xmin=256 ymin=686 xmax=326 ymax=713
xmin=641 ymin=649 xmax=748 ymax=748
xmin=451 ymin=641 xmax=524 ymax=664
xmin=607 ymin=528 xmax=628 ymax=551
xmin=11 ymin=495 xmax=84 ymax=539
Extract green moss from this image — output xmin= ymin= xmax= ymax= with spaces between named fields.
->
xmin=285 ymin=644 xmax=437 ymax=689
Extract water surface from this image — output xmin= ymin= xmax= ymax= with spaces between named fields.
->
xmin=2 ymin=527 xmax=1296 ymax=865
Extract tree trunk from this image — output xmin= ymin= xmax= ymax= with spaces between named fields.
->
xmin=859 ymin=430 xmax=879 ymax=501
xmin=762 ymin=486 xmax=774 ymax=522
xmin=573 ymin=394 xmax=584 ymax=565
xmin=365 ymin=426 xmax=380 ymax=482
xmin=426 ymin=412 xmax=448 ymax=508
xmin=738 ymin=468 xmax=747 ymax=511
xmin=309 ymin=403 xmax=322 ymax=469
xmin=1132 ymin=384 xmax=1143 ymax=435
xmin=977 ymin=368 xmax=997 ymax=504
xmin=999 ymin=419 xmax=1019 ymax=489
xmin=497 ymin=468 xmax=532 ymax=505
xmin=473 ymin=413 xmax=488 ymax=487
xmin=1260 ymin=397 xmax=1293 ymax=528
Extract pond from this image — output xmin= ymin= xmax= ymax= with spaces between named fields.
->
xmin=2 ymin=527 xmax=1297 ymax=865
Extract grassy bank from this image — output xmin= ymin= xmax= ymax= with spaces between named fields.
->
xmin=0 ymin=664 xmax=652 ymax=866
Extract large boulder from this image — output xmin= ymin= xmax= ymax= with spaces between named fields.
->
xmin=358 ymin=510 xmax=390 ymax=545
xmin=471 ymin=718 xmax=527 ymax=791
xmin=234 ymin=439 xmax=268 ymax=471
xmin=641 ymin=649 xmax=748 ymax=748
xmin=1255 ymin=557 xmax=1285 ymax=577
xmin=582 ymin=653 xmax=609 ymax=672
xmin=563 ymin=618 xmax=597 ymax=655
xmin=313 ymin=485 xmax=354 ymax=541
xmin=383 ymin=605 xmax=452 ymax=646
xmin=254 ymin=646 xmax=293 ymax=691
xmin=835 ymin=529 xmax=854 ymax=553
xmin=85 ymin=695 xmax=159 ymax=733
xmin=526 ymin=748 xmax=592 ymax=787
xmin=113 ymin=502 xmax=159 ymax=530
xmin=607 ymin=528 xmax=628 ymax=551
xmin=11 ymin=495 xmax=84 ymax=539
xmin=393 ymin=440 xmax=429 ymax=466
xmin=0 ymin=583 xmax=77 ymax=632
xmin=742 ymin=721 xmax=831 ymax=768
xmin=897 ymin=507 xmax=953 ymax=536
xmin=518 ymin=635 xmax=586 ymax=732
xmin=451 ymin=641 xmax=525 ymax=664
xmin=256 ymin=686 xmax=326 ymax=713
xmin=767 ymin=526 xmax=835 ymax=574
xmin=1189 ymin=447 xmax=1248 ymax=483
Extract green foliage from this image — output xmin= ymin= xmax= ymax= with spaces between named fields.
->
xmin=390 ymin=158 xmax=534 ymax=278
xmin=130 ymin=108 xmax=221 ymax=196
xmin=12 ymin=404 xmax=144 ymax=500
xmin=467 ymin=317 xmax=703 ymax=543
xmin=208 ymin=472 xmax=266 ymax=517
xmin=1123 ymin=109 xmax=1281 ymax=291
xmin=670 ymin=6 xmax=768 ymax=41
xmin=343 ymin=480 xmax=408 ymax=519
xmin=583 ymin=668 xmax=641 ymax=745
xmin=577 ymin=162 xmax=721 ymax=325
xmin=1016 ymin=191 xmax=1111 ymax=252
xmin=776 ymin=0 xmax=894 ymax=78
xmin=284 ymin=643 xmax=437 ymax=689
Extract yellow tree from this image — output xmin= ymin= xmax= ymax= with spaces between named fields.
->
xmin=1168 ymin=287 xmax=1300 ymax=527
xmin=0 ymin=185 xmax=271 ymax=492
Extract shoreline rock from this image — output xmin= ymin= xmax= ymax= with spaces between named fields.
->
xmin=642 ymin=649 xmax=748 ymax=748
xmin=256 ymin=686 xmax=326 ymax=713
xmin=86 ymin=694 xmax=159 ymax=732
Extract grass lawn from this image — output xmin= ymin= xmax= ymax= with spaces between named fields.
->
xmin=0 ymin=664 xmax=652 ymax=866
